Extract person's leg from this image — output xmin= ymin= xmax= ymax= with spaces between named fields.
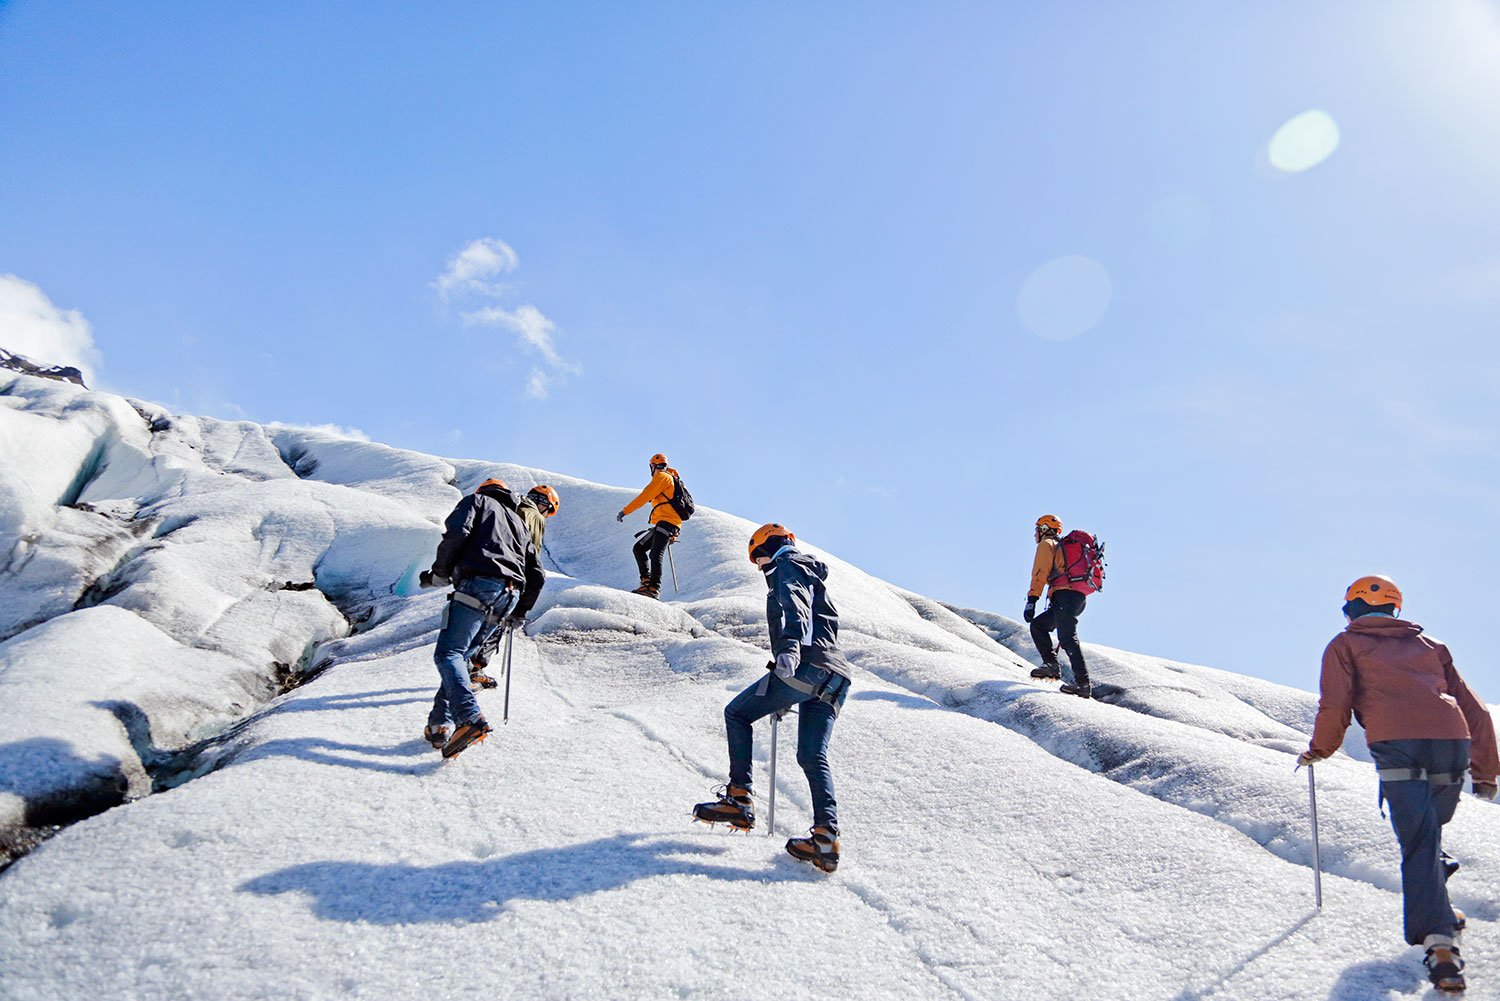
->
xmin=646 ymin=526 xmax=673 ymax=587
xmin=1371 ymin=740 xmax=1456 ymax=945
xmin=1054 ymin=590 xmax=1089 ymax=686
xmin=1030 ymin=604 xmax=1058 ymax=666
xmin=632 ymin=531 xmax=651 ymax=581
xmin=723 ymin=675 xmax=805 ymax=790
xmin=433 ymin=580 xmax=508 ymax=725
xmin=796 ymin=697 xmax=839 ymax=832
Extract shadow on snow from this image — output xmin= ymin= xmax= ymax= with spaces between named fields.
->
xmin=241 ymin=832 xmax=817 ymax=924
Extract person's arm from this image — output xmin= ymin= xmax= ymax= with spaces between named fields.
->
xmin=1441 ymin=648 xmax=1499 ymax=783
xmin=620 ymin=471 xmax=671 ymax=517
xmin=1028 ymin=540 xmax=1054 ymax=600
xmin=431 ymin=495 xmax=477 ymax=579
xmin=1306 ymin=638 xmax=1356 ymax=759
xmin=771 ymin=567 xmax=814 ymax=659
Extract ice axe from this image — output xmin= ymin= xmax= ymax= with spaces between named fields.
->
xmin=501 ymin=622 xmax=516 ymax=724
xmin=1296 ymin=759 xmax=1324 ymax=911
xmin=667 ymin=535 xmax=680 ymax=594
xmin=768 ymin=706 xmax=789 ymax=837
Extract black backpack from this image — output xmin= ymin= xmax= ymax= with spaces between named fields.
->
xmin=667 ymin=471 xmax=696 ymax=521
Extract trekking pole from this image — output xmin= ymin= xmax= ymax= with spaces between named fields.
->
xmin=1308 ymin=763 xmax=1323 ymax=911
xmin=502 ymin=623 xmax=516 ymax=724
xmin=667 ymin=537 xmax=680 ymax=594
xmin=767 ymin=708 xmax=789 ymax=837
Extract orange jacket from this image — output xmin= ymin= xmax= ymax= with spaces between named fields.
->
xmin=1028 ymin=537 xmax=1070 ymax=599
xmin=1309 ymin=616 xmax=1499 ymax=782
xmin=622 ymin=468 xmax=683 ymax=527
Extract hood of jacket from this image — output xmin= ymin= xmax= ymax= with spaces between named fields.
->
xmin=1346 ymin=615 xmax=1424 ymax=639
xmin=771 ymin=547 xmax=830 ymax=582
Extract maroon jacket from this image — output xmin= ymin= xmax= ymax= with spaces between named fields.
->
xmin=1310 ymin=616 xmax=1499 ymax=782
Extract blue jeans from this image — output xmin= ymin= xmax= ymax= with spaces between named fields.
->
xmin=428 ymin=577 xmax=514 ymax=729
xmin=1370 ymin=738 xmax=1469 ymax=944
xmin=724 ymin=665 xmax=849 ymax=832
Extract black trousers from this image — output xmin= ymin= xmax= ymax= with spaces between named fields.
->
xmin=632 ymin=523 xmax=679 ymax=585
xmin=1031 ymin=589 xmax=1088 ymax=685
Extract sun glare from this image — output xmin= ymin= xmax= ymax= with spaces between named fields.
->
xmin=1267 ymin=109 xmax=1341 ymax=173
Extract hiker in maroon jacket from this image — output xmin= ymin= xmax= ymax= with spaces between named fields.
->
xmin=1299 ymin=575 xmax=1498 ymax=994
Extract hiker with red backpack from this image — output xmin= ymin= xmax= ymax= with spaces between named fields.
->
xmin=1025 ymin=514 xmax=1105 ymax=698
xmin=1298 ymin=575 xmax=1497 ymax=994
xmin=616 ymin=452 xmax=694 ymax=599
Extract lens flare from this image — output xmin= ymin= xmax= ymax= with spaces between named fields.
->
xmin=1017 ymin=255 xmax=1112 ymax=341
xmin=1267 ymin=109 xmax=1341 ymax=173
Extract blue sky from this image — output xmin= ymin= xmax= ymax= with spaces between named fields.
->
xmin=4 ymin=1 xmax=1500 ymax=698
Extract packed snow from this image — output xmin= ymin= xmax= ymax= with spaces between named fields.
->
xmin=1 ymin=371 xmax=1497 ymax=1000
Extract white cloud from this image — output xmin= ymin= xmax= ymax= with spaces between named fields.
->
xmin=525 ymin=369 xmax=551 ymax=399
xmin=435 ymin=238 xmax=579 ymax=401
xmin=0 ymin=274 xmax=103 ymax=384
xmin=462 ymin=303 xmax=578 ymax=373
xmin=433 ymin=238 xmax=520 ymax=300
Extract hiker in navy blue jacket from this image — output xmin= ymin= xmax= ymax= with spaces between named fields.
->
xmin=693 ymin=524 xmax=852 ymax=872
xmin=418 ymin=478 xmax=545 ymax=759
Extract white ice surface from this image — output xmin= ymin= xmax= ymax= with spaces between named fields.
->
xmin=1 ymin=372 xmax=1497 ymax=1000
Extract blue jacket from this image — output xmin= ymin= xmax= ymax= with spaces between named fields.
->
xmin=765 ymin=547 xmax=851 ymax=679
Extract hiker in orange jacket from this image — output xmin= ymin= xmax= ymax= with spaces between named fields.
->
xmin=1299 ymin=575 xmax=1498 ymax=993
xmin=616 ymin=452 xmax=682 ymax=599
xmin=1025 ymin=514 xmax=1091 ymax=697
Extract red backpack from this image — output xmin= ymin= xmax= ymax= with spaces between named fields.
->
xmin=1052 ymin=530 xmax=1106 ymax=594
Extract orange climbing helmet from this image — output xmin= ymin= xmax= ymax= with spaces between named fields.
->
xmin=478 ymin=478 xmax=507 ymax=491
xmin=1345 ymin=574 xmax=1403 ymax=613
xmin=748 ymin=523 xmax=795 ymax=564
xmin=528 ymin=484 xmax=560 ymax=517
xmin=1035 ymin=514 xmax=1062 ymax=535
xmin=649 ymin=453 xmax=669 ymax=470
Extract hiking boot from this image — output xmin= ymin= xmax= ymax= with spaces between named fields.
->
xmin=1423 ymin=935 xmax=1465 ymax=994
xmin=442 ymin=718 xmax=492 ymax=759
xmin=632 ymin=582 xmax=661 ymax=599
xmin=423 ymin=724 xmax=448 ymax=750
xmin=692 ymin=785 xmax=755 ymax=830
xmin=1453 ymin=907 xmax=1467 ymax=933
xmin=469 ymin=662 xmax=498 ymax=690
xmin=786 ymin=826 xmax=841 ymax=873
xmin=1030 ymin=663 xmax=1061 ymax=680
xmin=1060 ymin=681 xmax=1093 ymax=699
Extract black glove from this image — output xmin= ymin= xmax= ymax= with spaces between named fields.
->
xmin=419 ymin=570 xmax=450 ymax=590
xmin=1023 ymin=597 xmax=1037 ymax=623
xmin=616 ymin=510 xmax=627 ymax=523
xmin=503 ymin=612 xmax=527 ymax=631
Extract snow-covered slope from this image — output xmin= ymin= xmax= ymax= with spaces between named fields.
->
xmin=1 ymin=372 xmax=1496 ymax=1001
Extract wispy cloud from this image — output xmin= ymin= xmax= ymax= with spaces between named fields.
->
xmin=462 ymin=303 xmax=577 ymax=373
xmin=0 ymin=274 xmax=103 ymax=385
xmin=525 ymin=369 xmax=551 ymax=399
xmin=433 ymin=238 xmax=519 ymax=300
xmin=434 ymin=237 xmax=578 ymax=400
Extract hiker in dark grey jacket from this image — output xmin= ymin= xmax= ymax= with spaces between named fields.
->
xmin=417 ymin=478 xmax=545 ymax=757
xmin=692 ymin=523 xmax=851 ymax=872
